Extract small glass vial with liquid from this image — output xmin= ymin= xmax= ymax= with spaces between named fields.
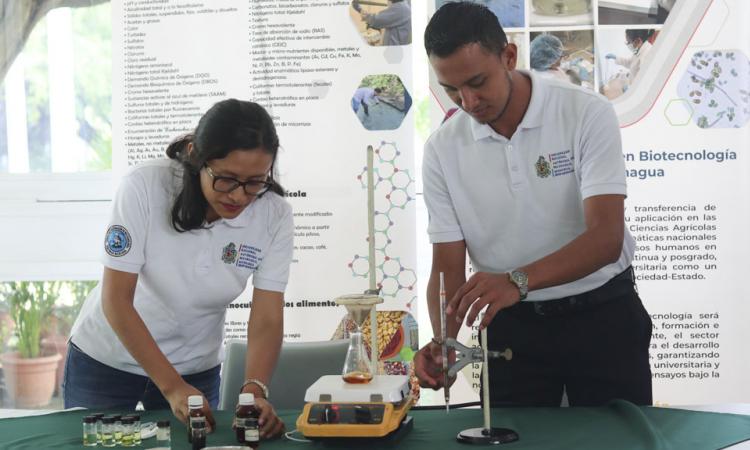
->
xmin=100 ymin=416 xmax=116 ymax=448
xmin=156 ymin=420 xmax=171 ymax=448
xmin=190 ymin=418 xmax=207 ymax=450
xmin=92 ymin=413 xmax=104 ymax=444
xmin=120 ymin=416 xmax=135 ymax=447
xmin=83 ymin=415 xmax=98 ymax=446
xmin=127 ymin=414 xmax=141 ymax=445
xmin=235 ymin=393 xmax=261 ymax=448
xmin=112 ymin=414 xmax=123 ymax=444
xmin=187 ymin=395 xmax=205 ymax=444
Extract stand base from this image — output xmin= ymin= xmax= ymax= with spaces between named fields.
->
xmin=457 ymin=427 xmax=519 ymax=445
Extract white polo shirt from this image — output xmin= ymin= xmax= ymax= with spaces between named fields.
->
xmin=71 ymin=159 xmax=294 ymax=375
xmin=423 ymin=70 xmax=634 ymax=301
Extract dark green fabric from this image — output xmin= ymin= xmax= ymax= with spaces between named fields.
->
xmin=1 ymin=400 xmax=749 ymax=449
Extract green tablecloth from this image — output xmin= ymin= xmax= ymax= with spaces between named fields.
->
xmin=1 ymin=400 xmax=749 ymax=449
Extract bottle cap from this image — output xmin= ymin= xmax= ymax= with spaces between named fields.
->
xmin=157 ymin=420 xmax=170 ymax=427
xmin=102 ymin=416 xmax=115 ymax=424
xmin=238 ymin=393 xmax=255 ymax=405
xmin=92 ymin=413 xmax=104 ymax=419
xmin=83 ymin=415 xmax=97 ymax=423
xmin=129 ymin=414 xmax=140 ymax=421
xmin=188 ymin=395 xmax=203 ymax=408
xmin=111 ymin=414 xmax=121 ymax=421
xmin=122 ymin=417 xmax=134 ymax=425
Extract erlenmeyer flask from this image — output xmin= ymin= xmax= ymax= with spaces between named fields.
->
xmin=342 ymin=328 xmax=373 ymax=384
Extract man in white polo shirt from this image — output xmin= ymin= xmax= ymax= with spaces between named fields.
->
xmin=414 ymin=2 xmax=652 ymax=407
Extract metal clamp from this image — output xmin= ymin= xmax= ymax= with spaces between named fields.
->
xmin=445 ymin=338 xmax=512 ymax=378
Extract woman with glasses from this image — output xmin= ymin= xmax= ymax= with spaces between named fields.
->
xmin=64 ymin=99 xmax=291 ymax=439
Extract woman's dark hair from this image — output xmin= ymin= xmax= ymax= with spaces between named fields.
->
xmin=166 ymin=99 xmax=284 ymax=232
xmin=424 ymin=2 xmax=508 ymax=58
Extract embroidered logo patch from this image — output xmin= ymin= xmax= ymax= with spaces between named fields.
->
xmin=222 ymin=243 xmax=261 ymax=270
xmin=536 ymin=150 xmax=574 ymax=178
xmin=222 ymin=243 xmax=238 ymax=264
xmin=535 ymin=156 xmax=551 ymax=178
xmin=104 ymin=225 xmax=131 ymax=257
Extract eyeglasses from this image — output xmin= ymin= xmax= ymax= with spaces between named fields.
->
xmin=204 ymin=165 xmax=273 ymax=196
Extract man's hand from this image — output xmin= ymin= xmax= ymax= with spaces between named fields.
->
xmin=163 ymin=380 xmax=216 ymax=432
xmin=446 ymin=272 xmax=521 ymax=329
xmin=414 ymin=340 xmax=456 ymax=389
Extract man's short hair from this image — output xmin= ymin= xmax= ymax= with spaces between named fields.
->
xmin=424 ymin=2 xmax=508 ymax=58
xmin=374 ymin=87 xmax=383 ymax=93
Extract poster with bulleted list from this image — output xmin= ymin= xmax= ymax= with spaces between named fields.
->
xmin=112 ymin=1 xmax=418 ymax=377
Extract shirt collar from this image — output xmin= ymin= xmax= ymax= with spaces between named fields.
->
xmin=469 ymin=69 xmax=546 ymax=141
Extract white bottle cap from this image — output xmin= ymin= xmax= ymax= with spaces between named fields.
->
xmin=238 ymin=393 xmax=255 ymax=405
xmin=188 ymin=395 xmax=203 ymax=408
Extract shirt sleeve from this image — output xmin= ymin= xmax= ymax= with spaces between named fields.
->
xmin=422 ymin=139 xmax=464 ymax=243
xmin=577 ymin=97 xmax=628 ymax=199
xmin=253 ymin=201 xmax=294 ymax=293
xmin=100 ymin=171 xmax=149 ymax=274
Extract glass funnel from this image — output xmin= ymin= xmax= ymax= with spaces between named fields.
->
xmin=335 ymin=294 xmax=383 ymax=384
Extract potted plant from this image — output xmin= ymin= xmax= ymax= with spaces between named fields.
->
xmin=41 ymin=280 xmax=96 ymax=395
xmin=0 ymin=281 xmax=62 ymax=408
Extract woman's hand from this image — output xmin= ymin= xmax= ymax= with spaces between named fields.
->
xmin=163 ymin=380 xmax=216 ymax=432
xmin=237 ymin=392 xmax=285 ymax=439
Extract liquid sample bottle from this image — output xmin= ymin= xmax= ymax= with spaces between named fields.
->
xmin=156 ymin=420 xmax=171 ymax=448
xmin=187 ymin=395 xmax=205 ymax=444
xmin=101 ymin=416 xmax=116 ymax=448
xmin=190 ymin=418 xmax=207 ymax=450
xmin=112 ymin=415 xmax=123 ymax=444
xmin=92 ymin=413 xmax=104 ymax=444
xmin=120 ymin=416 xmax=135 ymax=447
xmin=235 ymin=393 xmax=261 ymax=448
xmin=83 ymin=415 xmax=97 ymax=446
xmin=129 ymin=414 xmax=141 ymax=445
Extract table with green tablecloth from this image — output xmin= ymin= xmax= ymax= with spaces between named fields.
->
xmin=2 ymin=400 xmax=750 ymax=449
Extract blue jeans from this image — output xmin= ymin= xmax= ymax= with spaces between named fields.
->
xmin=63 ymin=342 xmax=220 ymax=410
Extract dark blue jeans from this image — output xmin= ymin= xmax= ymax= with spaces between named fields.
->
xmin=63 ymin=342 xmax=220 ymax=410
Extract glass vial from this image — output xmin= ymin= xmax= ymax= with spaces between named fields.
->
xmin=187 ymin=395 xmax=205 ymax=444
xmin=120 ymin=416 xmax=135 ymax=447
xmin=190 ymin=419 xmax=207 ymax=450
xmin=101 ymin=416 xmax=116 ymax=448
xmin=129 ymin=414 xmax=141 ymax=445
xmin=112 ymin=415 xmax=123 ymax=444
xmin=235 ymin=393 xmax=261 ymax=448
xmin=92 ymin=413 xmax=104 ymax=444
xmin=156 ymin=420 xmax=171 ymax=448
xmin=83 ymin=415 xmax=98 ymax=446
xmin=342 ymin=330 xmax=374 ymax=383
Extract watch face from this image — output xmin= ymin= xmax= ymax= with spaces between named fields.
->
xmin=512 ymin=271 xmax=528 ymax=285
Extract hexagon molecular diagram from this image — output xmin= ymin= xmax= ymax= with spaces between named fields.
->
xmin=349 ymin=141 xmax=416 ymax=305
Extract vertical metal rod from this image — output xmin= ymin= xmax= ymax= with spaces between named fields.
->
xmin=367 ymin=145 xmax=378 ymax=372
xmin=481 ymin=322 xmax=491 ymax=430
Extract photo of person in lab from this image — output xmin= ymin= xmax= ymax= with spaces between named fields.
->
xmin=599 ymin=28 xmax=657 ymax=99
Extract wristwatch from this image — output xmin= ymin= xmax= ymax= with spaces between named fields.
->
xmin=508 ymin=270 xmax=528 ymax=301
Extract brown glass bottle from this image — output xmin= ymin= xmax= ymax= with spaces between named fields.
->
xmin=187 ymin=395 xmax=205 ymax=444
xmin=235 ymin=393 xmax=261 ymax=448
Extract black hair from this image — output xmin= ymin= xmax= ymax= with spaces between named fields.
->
xmin=424 ymin=2 xmax=508 ymax=58
xmin=166 ymin=99 xmax=285 ymax=232
xmin=374 ymin=87 xmax=383 ymax=93
xmin=625 ymin=29 xmax=654 ymax=43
